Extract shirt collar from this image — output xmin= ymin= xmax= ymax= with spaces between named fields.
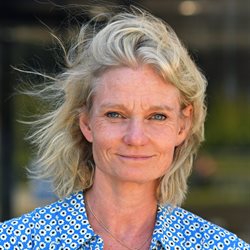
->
xmin=150 ymin=204 xmax=175 ymax=249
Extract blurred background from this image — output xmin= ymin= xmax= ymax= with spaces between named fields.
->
xmin=0 ymin=0 xmax=249 ymax=242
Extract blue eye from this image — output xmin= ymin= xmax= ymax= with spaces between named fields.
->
xmin=106 ymin=112 xmax=123 ymax=118
xmin=150 ymin=114 xmax=167 ymax=121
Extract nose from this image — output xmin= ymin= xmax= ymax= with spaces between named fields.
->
xmin=123 ymin=118 xmax=149 ymax=146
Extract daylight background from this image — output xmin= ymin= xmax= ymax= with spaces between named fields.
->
xmin=0 ymin=0 xmax=249 ymax=242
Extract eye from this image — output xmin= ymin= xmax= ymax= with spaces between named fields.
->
xmin=150 ymin=113 xmax=167 ymax=121
xmin=105 ymin=112 xmax=124 ymax=119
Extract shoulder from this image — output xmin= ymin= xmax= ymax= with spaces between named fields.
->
xmin=158 ymin=205 xmax=249 ymax=249
xmin=0 ymin=192 xmax=84 ymax=249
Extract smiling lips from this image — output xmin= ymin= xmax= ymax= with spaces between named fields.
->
xmin=117 ymin=154 xmax=155 ymax=161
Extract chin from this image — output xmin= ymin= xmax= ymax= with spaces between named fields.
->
xmin=113 ymin=171 xmax=161 ymax=185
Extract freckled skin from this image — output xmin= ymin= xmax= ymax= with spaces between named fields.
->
xmin=79 ymin=65 xmax=191 ymax=187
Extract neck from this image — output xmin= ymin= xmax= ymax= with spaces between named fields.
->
xmin=87 ymin=170 xmax=158 ymax=215
xmin=85 ymin=170 xmax=158 ymax=243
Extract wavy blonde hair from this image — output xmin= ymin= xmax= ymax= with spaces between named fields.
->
xmin=26 ymin=6 xmax=207 ymax=206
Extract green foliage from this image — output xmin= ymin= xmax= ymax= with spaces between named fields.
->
xmin=205 ymin=93 xmax=250 ymax=146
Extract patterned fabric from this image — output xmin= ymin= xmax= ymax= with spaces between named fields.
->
xmin=0 ymin=191 xmax=249 ymax=249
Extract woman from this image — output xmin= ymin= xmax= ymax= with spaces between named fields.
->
xmin=0 ymin=6 xmax=249 ymax=250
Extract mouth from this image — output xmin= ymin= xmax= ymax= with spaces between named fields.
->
xmin=117 ymin=154 xmax=155 ymax=161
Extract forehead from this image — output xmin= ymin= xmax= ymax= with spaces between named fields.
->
xmin=93 ymin=65 xmax=181 ymax=110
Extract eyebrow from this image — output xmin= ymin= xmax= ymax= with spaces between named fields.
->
xmin=147 ymin=105 xmax=175 ymax=112
xmin=99 ymin=103 xmax=175 ymax=112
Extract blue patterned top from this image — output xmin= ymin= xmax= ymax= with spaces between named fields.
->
xmin=0 ymin=192 xmax=249 ymax=249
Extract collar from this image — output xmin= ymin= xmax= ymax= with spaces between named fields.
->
xmin=152 ymin=204 xmax=189 ymax=249
xmin=151 ymin=204 xmax=173 ymax=249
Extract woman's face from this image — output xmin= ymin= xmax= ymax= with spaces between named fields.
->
xmin=80 ymin=65 xmax=192 ymax=185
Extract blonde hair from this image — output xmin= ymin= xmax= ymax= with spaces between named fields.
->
xmin=26 ymin=6 xmax=207 ymax=206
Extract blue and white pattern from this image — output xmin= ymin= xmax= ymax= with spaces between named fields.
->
xmin=0 ymin=192 xmax=249 ymax=249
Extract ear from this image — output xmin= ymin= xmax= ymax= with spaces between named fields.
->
xmin=176 ymin=104 xmax=193 ymax=146
xmin=79 ymin=111 xmax=93 ymax=143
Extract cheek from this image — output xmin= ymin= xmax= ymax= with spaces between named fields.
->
xmin=90 ymin=121 xmax=122 ymax=157
xmin=151 ymin=126 xmax=179 ymax=160
xmin=92 ymin=120 xmax=122 ymax=142
xmin=150 ymin=123 xmax=180 ymax=145
xmin=158 ymin=141 xmax=176 ymax=161
xmin=156 ymin=144 xmax=176 ymax=177
xmin=91 ymin=135 xmax=110 ymax=167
